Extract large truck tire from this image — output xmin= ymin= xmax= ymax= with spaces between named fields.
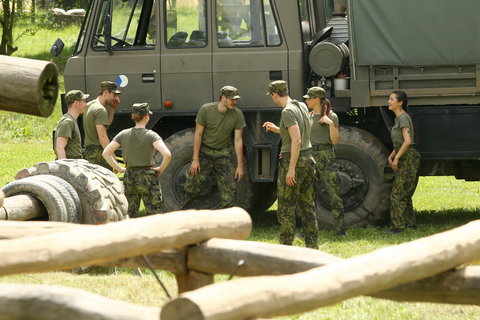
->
xmin=15 ymin=160 xmax=128 ymax=224
xmin=315 ymin=126 xmax=391 ymax=228
xmin=159 ymin=128 xmax=276 ymax=213
xmin=1 ymin=176 xmax=69 ymax=222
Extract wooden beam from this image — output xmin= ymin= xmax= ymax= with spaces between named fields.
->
xmin=161 ymin=220 xmax=480 ymax=320
xmin=0 ymin=207 xmax=251 ymax=276
xmin=176 ymin=270 xmax=214 ymax=294
xmin=0 ymin=195 xmax=47 ymax=221
xmin=188 ymin=238 xmax=480 ymax=305
xmin=0 ymin=55 xmax=58 ymax=117
xmin=0 ymin=283 xmax=159 ymax=320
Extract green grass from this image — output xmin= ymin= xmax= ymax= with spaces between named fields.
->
xmin=1 ymin=12 xmax=480 ymax=320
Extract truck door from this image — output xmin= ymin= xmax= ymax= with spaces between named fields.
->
xmin=160 ymin=0 xmax=212 ymax=110
xmin=212 ymin=0 xmax=287 ymax=108
xmin=85 ymin=0 xmax=160 ymax=112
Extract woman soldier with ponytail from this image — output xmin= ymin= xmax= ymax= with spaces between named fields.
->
xmin=304 ymin=87 xmax=346 ymax=236
xmin=387 ymin=90 xmax=420 ymax=233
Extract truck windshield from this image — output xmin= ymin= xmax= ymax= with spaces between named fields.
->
xmin=92 ymin=0 xmax=156 ymax=50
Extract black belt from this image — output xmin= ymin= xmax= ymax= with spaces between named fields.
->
xmin=281 ymin=149 xmax=312 ymax=157
xmin=312 ymin=144 xmax=333 ymax=151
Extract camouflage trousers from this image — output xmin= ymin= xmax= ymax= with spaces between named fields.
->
xmin=124 ymin=167 xmax=163 ymax=217
xmin=182 ymin=146 xmax=236 ymax=209
xmin=312 ymin=148 xmax=345 ymax=232
xmin=277 ymin=152 xmax=319 ymax=248
xmin=83 ymin=145 xmax=112 ymax=170
xmin=390 ymin=148 xmax=420 ymax=229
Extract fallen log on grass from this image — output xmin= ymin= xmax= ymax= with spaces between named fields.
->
xmin=0 ymin=283 xmax=159 ymax=320
xmin=0 ymin=195 xmax=47 ymax=221
xmin=0 ymin=207 xmax=251 ymax=276
xmin=0 ymin=55 xmax=58 ymax=117
xmin=188 ymin=238 xmax=480 ymax=305
xmin=161 ymin=220 xmax=480 ymax=320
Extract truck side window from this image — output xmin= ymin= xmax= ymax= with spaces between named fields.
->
xmin=216 ymin=0 xmax=281 ymax=48
xmin=92 ymin=0 xmax=156 ymax=50
xmin=165 ymin=0 xmax=207 ymax=48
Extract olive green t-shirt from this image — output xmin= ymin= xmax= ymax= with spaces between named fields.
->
xmin=113 ymin=128 xmax=161 ymax=167
xmin=279 ymin=100 xmax=312 ymax=154
xmin=310 ymin=111 xmax=339 ymax=145
xmin=391 ymin=112 xmax=414 ymax=152
xmin=83 ymin=99 xmax=109 ymax=146
xmin=54 ymin=113 xmax=82 ymax=159
xmin=196 ymin=102 xmax=246 ymax=149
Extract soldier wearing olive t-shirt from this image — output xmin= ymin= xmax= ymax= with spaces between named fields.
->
xmin=102 ymin=103 xmax=171 ymax=217
xmin=54 ymin=90 xmax=89 ymax=159
xmin=182 ymin=86 xmax=246 ymax=209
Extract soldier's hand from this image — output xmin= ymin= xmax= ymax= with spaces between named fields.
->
xmin=391 ymin=159 xmax=399 ymax=172
xmin=319 ymin=115 xmax=333 ymax=125
xmin=152 ymin=166 xmax=164 ymax=176
xmin=235 ymin=166 xmax=244 ymax=181
xmin=111 ymin=96 xmax=120 ymax=109
xmin=114 ymin=167 xmax=126 ymax=174
xmin=190 ymin=159 xmax=200 ymax=176
xmin=286 ymin=168 xmax=296 ymax=186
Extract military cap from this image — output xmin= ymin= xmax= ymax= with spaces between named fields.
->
xmin=303 ymin=86 xmax=326 ymax=99
xmin=266 ymin=80 xmax=288 ymax=95
xmin=132 ymin=103 xmax=152 ymax=115
xmin=65 ymin=90 xmax=89 ymax=105
xmin=220 ymin=86 xmax=241 ymax=99
xmin=100 ymin=81 xmax=122 ymax=94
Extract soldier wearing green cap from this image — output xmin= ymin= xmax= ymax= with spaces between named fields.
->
xmin=103 ymin=103 xmax=172 ymax=217
xmin=182 ymin=85 xmax=246 ymax=209
xmin=54 ymin=90 xmax=89 ymax=159
xmin=304 ymin=86 xmax=346 ymax=236
xmin=262 ymin=80 xmax=319 ymax=249
xmin=83 ymin=81 xmax=122 ymax=169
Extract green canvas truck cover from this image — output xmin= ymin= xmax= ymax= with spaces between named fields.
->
xmin=350 ymin=0 xmax=480 ymax=66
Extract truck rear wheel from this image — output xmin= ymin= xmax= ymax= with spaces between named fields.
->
xmin=159 ymin=128 xmax=276 ymax=212
xmin=315 ymin=126 xmax=391 ymax=228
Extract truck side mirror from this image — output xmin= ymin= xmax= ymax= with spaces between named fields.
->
xmin=50 ymin=38 xmax=64 ymax=57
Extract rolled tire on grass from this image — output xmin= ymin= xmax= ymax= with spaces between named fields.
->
xmin=15 ymin=160 xmax=128 ymax=224
xmin=1 ymin=177 xmax=69 ymax=222
xmin=29 ymin=175 xmax=81 ymax=223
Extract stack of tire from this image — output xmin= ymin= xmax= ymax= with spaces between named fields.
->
xmin=1 ymin=159 xmax=128 ymax=224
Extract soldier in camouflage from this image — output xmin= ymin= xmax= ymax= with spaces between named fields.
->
xmin=102 ymin=103 xmax=171 ymax=217
xmin=304 ymin=87 xmax=346 ymax=236
xmin=387 ymin=90 xmax=420 ymax=233
xmin=54 ymin=90 xmax=89 ymax=160
xmin=263 ymin=80 xmax=319 ymax=248
xmin=83 ymin=81 xmax=122 ymax=170
xmin=182 ymin=86 xmax=246 ymax=209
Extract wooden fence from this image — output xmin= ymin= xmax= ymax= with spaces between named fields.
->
xmin=0 ymin=207 xmax=479 ymax=320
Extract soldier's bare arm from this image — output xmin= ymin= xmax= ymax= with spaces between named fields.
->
xmin=151 ymin=138 xmax=172 ymax=176
xmin=96 ymin=125 xmax=110 ymax=149
xmin=234 ymin=128 xmax=244 ymax=181
xmin=55 ymin=136 xmax=69 ymax=159
xmin=102 ymin=141 xmax=125 ymax=174
xmin=287 ymin=124 xmax=301 ymax=186
xmin=190 ymin=123 xmax=205 ymax=176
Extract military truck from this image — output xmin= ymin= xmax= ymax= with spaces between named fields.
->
xmin=52 ymin=0 xmax=480 ymax=228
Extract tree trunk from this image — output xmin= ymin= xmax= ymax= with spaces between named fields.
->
xmin=161 ymin=220 xmax=480 ymax=320
xmin=0 ymin=55 xmax=58 ymax=117
xmin=0 ymin=0 xmax=18 ymax=55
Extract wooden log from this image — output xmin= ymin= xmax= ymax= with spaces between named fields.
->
xmin=0 ymin=195 xmax=47 ymax=221
xmin=0 ymin=283 xmax=159 ymax=320
xmin=0 ymin=207 xmax=251 ymax=276
xmin=0 ymin=220 xmax=89 ymax=240
xmin=176 ymin=270 xmax=214 ymax=294
xmin=0 ymin=55 xmax=58 ymax=117
xmin=161 ymin=220 xmax=480 ymax=320
xmin=188 ymin=238 xmax=480 ymax=305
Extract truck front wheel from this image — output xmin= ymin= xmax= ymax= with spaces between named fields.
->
xmin=158 ymin=128 xmax=275 ymax=213
xmin=315 ymin=126 xmax=391 ymax=228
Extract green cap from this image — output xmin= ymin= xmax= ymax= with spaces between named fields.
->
xmin=132 ymin=103 xmax=152 ymax=115
xmin=220 ymin=86 xmax=241 ymax=99
xmin=65 ymin=90 xmax=89 ymax=105
xmin=100 ymin=81 xmax=122 ymax=94
xmin=266 ymin=80 xmax=288 ymax=95
xmin=303 ymin=86 xmax=326 ymax=99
